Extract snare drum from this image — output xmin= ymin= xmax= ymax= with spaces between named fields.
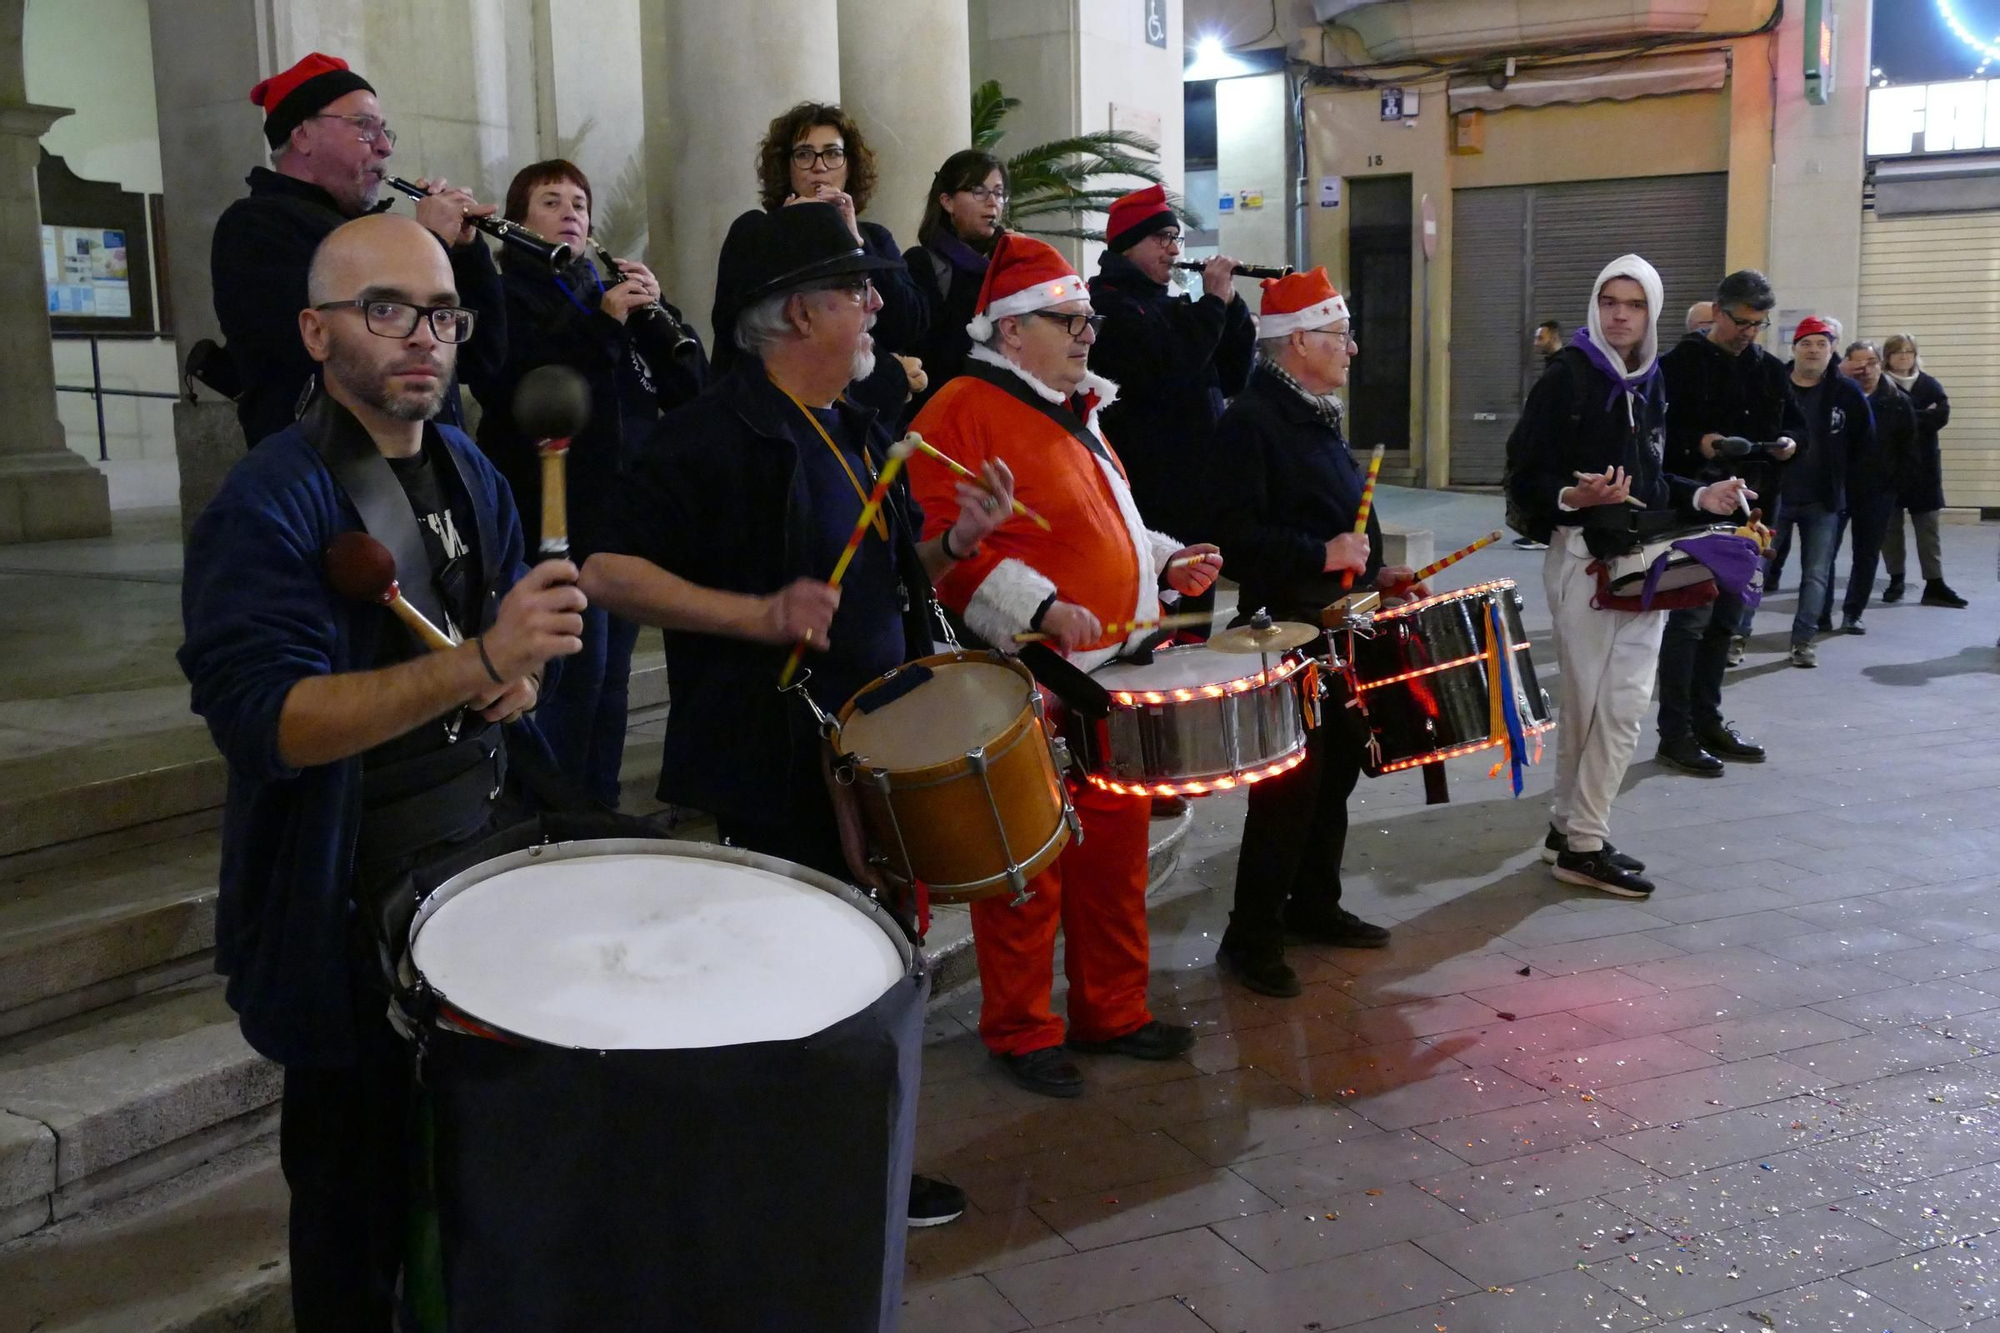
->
xmin=408 ymin=837 xmax=923 ymax=1333
xmin=1345 ymin=578 xmax=1553 ymax=776
xmin=1075 ymin=645 xmax=1319 ymax=797
xmin=835 ymin=651 xmax=1073 ymax=904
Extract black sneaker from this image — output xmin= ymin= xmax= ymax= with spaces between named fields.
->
xmin=1067 ymin=1020 xmax=1196 ymax=1061
xmin=1840 ymin=614 xmax=1866 ymax=634
xmin=1816 ymin=614 xmax=1834 ymax=634
xmin=997 ymin=1045 xmax=1085 ymax=1098
xmin=1695 ymin=722 xmax=1765 ymax=763
xmin=1883 ymin=578 xmax=1906 ymax=603
xmin=909 ymin=1174 xmax=966 ymax=1228
xmin=1923 ymin=580 xmax=1970 ymax=608
xmin=1554 ymin=848 xmax=1655 ymax=898
xmin=1541 ymin=825 xmax=1645 ymax=873
xmin=1216 ymin=941 xmax=1302 ymax=998
xmin=1656 ymin=734 xmax=1724 ymax=777
xmin=1285 ymin=907 xmax=1392 ymax=949
xmin=1510 ymin=535 xmax=1549 ymax=551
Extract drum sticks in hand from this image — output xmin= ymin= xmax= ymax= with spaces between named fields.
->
xmin=778 ymin=435 xmax=922 ymax=688
xmin=1341 ymin=445 xmax=1386 ymax=591
xmin=910 ymin=438 xmax=1051 ymax=531
xmin=1413 ymin=530 xmax=1505 ymax=583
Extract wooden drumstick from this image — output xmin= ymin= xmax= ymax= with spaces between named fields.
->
xmin=778 ymin=435 xmax=922 ymax=688
xmin=909 ymin=436 xmax=1052 ymax=531
xmin=1412 ymin=530 xmax=1505 ymax=583
xmin=538 ymin=437 xmax=569 ymax=557
xmin=513 ymin=365 xmax=592 ymax=558
xmin=324 ymin=531 xmax=458 ymax=651
xmin=1340 ymin=445 xmax=1386 ymax=591
xmin=1012 ymin=610 xmax=1213 ymax=644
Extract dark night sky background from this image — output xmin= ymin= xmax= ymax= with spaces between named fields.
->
xmin=1874 ymin=0 xmax=2000 ymax=83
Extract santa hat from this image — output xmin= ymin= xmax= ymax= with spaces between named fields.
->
xmin=1256 ymin=267 xmax=1349 ymax=339
xmin=251 ymin=53 xmax=375 ymax=149
xmin=1792 ymin=315 xmax=1837 ymax=345
xmin=965 ymin=233 xmax=1090 ymax=342
xmin=1105 ymin=184 xmax=1178 ymax=252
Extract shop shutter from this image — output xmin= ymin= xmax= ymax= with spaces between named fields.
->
xmin=1859 ymin=209 xmax=2000 ymax=508
xmin=1448 ymin=188 xmax=1528 ymax=486
xmin=1448 ymin=174 xmax=1728 ymax=484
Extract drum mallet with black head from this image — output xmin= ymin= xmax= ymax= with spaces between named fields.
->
xmin=512 ymin=364 xmax=592 ymax=560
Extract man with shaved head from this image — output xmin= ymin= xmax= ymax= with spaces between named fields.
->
xmin=180 ymin=213 xmax=583 ymax=1332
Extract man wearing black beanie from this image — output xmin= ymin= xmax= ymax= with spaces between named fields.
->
xmin=209 ymin=52 xmax=508 ymax=449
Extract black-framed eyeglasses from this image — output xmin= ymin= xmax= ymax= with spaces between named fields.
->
xmin=313 ymin=299 xmax=477 ymax=343
xmin=790 ymin=144 xmax=848 ymax=169
xmin=959 ymin=185 xmax=1008 ymax=203
xmin=1716 ymin=308 xmax=1770 ymax=333
xmin=816 ymin=275 xmax=876 ymax=299
xmin=309 ymin=113 xmax=397 ymax=146
xmin=1148 ymin=230 xmax=1185 ymax=247
xmin=1029 ymin=310 xmax=1104 ymax=338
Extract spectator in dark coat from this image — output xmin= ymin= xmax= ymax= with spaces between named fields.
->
xmin=743 ymin=101 xmax=929 ymax=419
xmin=1087 ymin=184 xmax=1256 ymax=550
xmin=209 ymin=51 xmax=506 ymax=448
xmin=901 ymin=149 xmax=1008 ymax=424
xmin=1833 ymin=340 xmax=1913 ymax=631
xmin=1881 ymin=333 xmax=1967 ymax=607
xmin=468 ymin=160 xmax=709 ymax=807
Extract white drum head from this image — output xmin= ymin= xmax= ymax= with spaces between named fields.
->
xmin=839 ymin=659 xmax=1027 ymax=769
xmin=411 ymin=851 xmax=906 ymax=1050
xmin=1092 ymin=645 xmax=1271 ymax=692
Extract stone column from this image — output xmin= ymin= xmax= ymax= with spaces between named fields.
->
xmin=836 ymin=0 xmax=970 ymax=241
xmin=640 ymin=0 xmax=839 ymax=345
xmin=0 ymin=95 xmax=110 ymax=543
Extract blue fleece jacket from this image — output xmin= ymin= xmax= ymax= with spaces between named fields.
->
xmin=178 ymin=418 xmax=533 ymax=1067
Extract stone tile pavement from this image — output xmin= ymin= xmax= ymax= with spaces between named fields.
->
xmin=904 ymin=499 xmax=2000 ymax=1332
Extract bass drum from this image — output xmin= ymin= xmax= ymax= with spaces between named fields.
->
xmin=406 ymin=834 xmax=924 ymax=1333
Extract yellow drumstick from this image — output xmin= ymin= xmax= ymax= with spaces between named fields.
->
xmin=910 ymin=437 xmax=1052 ymax=531
xmin=1340 ymin=445 xmax=1386 ymax=591
xmin=1013 ymin=610 xmax=1213 ymax=644
xmin=778 ymin=435 xmax=921 ymax=688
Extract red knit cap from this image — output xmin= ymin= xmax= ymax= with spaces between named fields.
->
xmin=1792 ymin=315 xmax=1836 ymax=345
xmin=1257 ymin=267 xmax=1349 ymax=338
xmin=250 ymin=53 xmax=375 ymax=148
xmin=1104 ymin=184 xmax=1177 ymax=252
xmin=965 ymin=232 xmax=1089 ymax=341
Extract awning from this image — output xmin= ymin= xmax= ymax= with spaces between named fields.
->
xmin=1447 ymin=50 xmax=1728 ymax=114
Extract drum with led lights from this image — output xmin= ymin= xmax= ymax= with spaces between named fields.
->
xmin=1074 ymin=644 xmax=1322 ymax=797
xmin=1344 ymin=579 xmax=1553 ymax=777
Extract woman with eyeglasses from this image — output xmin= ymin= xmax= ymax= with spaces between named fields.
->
xmin=466 ymin=158 xmax=709 ymax=807
xmin=752 ymin=102 xmax=930 ymax=415
xmin=901 ymin=150 xmax=1009 ymax=422
xmin=1879 ymin=334 xmax=1966 ymax=608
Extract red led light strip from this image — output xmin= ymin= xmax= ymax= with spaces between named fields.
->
xmin=1356 ymin=641 xmax=1533 ymax=691
xmin=1370 ymin=579 xmax=1516 ymax=622
xmin=1372 ymin=719 xmax=1555 ymax=775
xmin=1109 ymin=656 xmax=1305 ymax=708
xmin=1085 ymin=747 xmax=1309 ymax=798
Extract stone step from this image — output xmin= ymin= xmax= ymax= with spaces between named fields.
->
xmin=0 ymin=977 xmax=279 ymax=1244
xmin=0 ymin=727 xmax=225 ymax=863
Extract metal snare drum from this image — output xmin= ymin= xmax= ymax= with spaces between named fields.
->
xmin=1074 ymin=645 xmax=1320 ymax=797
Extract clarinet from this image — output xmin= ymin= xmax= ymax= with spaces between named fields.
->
xmin=593 ymin=240 xmax=699 ymax=358
xmin=382 ymin=175 xmax=572 ymax=269
xmin=1172 ymin=260 xmax=1294 ymax=280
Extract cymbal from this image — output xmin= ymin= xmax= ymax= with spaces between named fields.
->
xmin=1208 ymin=620 xmax=1321 ymax=654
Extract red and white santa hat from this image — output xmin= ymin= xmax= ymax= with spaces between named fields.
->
xmin=1256 ymin=267 xmax=1349 ymax=340
xmin=966 ymin=232 xmax=1091 ymax=342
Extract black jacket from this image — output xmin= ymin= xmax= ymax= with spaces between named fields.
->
xmin=1897 ymin=369 xmax=1949 ymax=513
xmin=1505 ymin=346 xmax=1700 ymax=547
xmin=469 ymin=255 xmax=707 ymax=556
xmin=1781 ymin=364 xmax=1873 ymax=513
xmin=209 ymin=168 xmax=507 ymax=447
xmin=901 ymin=238 xmax=984 ymax=425
xmin=1211 ymin=364 xmax=1384 ymax=624
xmin=1087 ymin=251 xmax=1256 ymax=542
xmin=593 ymin=360 xmax=935 ymax=828
xmin=1659 ymin=332 xmax=1804 ymax=503
xmin=1860 ymin=379 xmax=1915 ymax=501
xmin=846 ymin=220 xmax=929 ymax=419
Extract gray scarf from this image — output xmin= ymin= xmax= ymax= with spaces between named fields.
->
xmin=1258 ymin=356 xmax=1344 ymax=433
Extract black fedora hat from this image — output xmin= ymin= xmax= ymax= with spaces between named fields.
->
xmin=710 ymin=202 xmax=902 ymax=359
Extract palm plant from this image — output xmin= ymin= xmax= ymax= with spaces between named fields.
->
xmin=971 ymin=79 xmax=1196 ymax=242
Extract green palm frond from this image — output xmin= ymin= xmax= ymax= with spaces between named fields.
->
xmin=971 ymin=79 xmax=1020 ymax=152
xmin=975 ymin=83 xmax=1201 ymax=243
xmin=551 ymin=115 xmax=597 ymax=167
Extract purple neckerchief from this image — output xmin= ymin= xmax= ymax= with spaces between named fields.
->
xmin=1570 ymin=327 xmax=1663 ymax=414
xmin=1637 ymin=531 xmax=1764 ymax=610
xmin=930 ymin=230 xmax=991 ymax=276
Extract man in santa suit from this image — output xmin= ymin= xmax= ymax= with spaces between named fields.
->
xmin=907 ymin=233 xmax=1223 ymax=1099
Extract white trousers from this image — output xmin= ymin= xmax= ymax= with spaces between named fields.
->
xmin=1543 ymin=538 xmax=1665 ymax=854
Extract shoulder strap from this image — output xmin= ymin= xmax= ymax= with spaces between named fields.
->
xmin=961 ymin=357 xmax=1113 ymax=466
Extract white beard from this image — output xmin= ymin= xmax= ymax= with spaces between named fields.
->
xmin=850 ymin=348 xmax=876 ymax=383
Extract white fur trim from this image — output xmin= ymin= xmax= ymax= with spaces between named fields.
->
xmin=964 ymin=345 xmax=1122 ymax=435
xmin=986 ymin=275 xmax=1088 ymax=321
xmin=1257 ymin=294 xmax=1349 ymax=340
xmin=964 ymin=557 xmax=1058 ymax=650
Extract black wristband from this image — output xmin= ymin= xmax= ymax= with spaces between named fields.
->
xmin=940 ymin=527 xmax=974 ymax=562
xmin=1029 ymin=591 xmax=1060 ymax=631
xmin=475 ymin=636 xmax=505 ymax=685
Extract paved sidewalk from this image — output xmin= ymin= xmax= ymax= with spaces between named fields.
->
xmin=906 ymin=493 xmax=2000 ymax=1332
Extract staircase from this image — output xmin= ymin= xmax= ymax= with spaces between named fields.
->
xmin=0 ymin=653 xmax=1192 ymax=1331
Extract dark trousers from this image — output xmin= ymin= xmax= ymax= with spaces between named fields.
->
xmin=1841 ymin=493 xmax=1896 ymax=619
xmin=281 ymin=979 xmax=414 ymax=1333
xmin=1656 ymin=586 xmax=1746 ymax=742
xmin=535 ymin=607 xmax=640 ymax=808
xmin=1225 ymin=725 xmax=1362 ymax=952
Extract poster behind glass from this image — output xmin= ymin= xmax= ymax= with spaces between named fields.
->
xmin=42 ymin=225 xmax=132 ymax=319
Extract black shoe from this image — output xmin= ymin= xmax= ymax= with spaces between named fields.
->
xmin=1694 ymin=722 xmax=1765 ymax=763
xmin=1725 ymin=635 xmax=1748 ymax=667
xmin=1816 ymin=614 xmax=1834 ymax=634
xmin=1285 ymin=907 xmax=1392 ymax=949
xmin=1840 ymin=614 xmax=1866 ymax=634
xmin=998 ymin=1045 xmax=1086 ymax=1098
xmin=1923 ymin=580 xmax=1969 ymax=608
xmin=1554 ymin=848 xmax=1656 ymax=898
xmin=1883 ymin=579 xmax=1905 ymax=603
xmin=1656 ymin=734 xmax=1724 ymax=777
xmin=1216 ymin=941 xmax=1302 ymax=998
xmin=1067 ymin=1020 xmax=1196 ymax=1061
xmin=909 ymin=1174 xmax=966 ymax=1228
xmin=1510 ymin=535 xmax=1549 ymax=551
xmin=1542 ymin=825 xmax=1644 ymax=873
xmin=1151 ymin=795 xmax=1191 ymax=818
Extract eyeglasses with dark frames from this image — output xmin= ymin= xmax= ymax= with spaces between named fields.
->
xmin=312 ymin=299 xmax=477 ymax=343
xmin=790 ymin=144 xmax=848 ymax=169
xmin=958 ymin=185 xmax=1008 ymax=203
xmin=309 ymin=113 xmax=397 ymax=146
xmin=1028 ymin=310 xmax=1105 ymax=338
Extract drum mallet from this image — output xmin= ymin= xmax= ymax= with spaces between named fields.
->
xmin=512 ymin=365 xmax=592 ymax=560
xmin=1012 ymin=610 xmax=1213 ymax=645
xmin=1412 ymin=530 xmax=1505 ymax=584
xmin=324 ymin=531 xmax=459 ymax=651
xmin=908 ymin=437 xmax=1052 ymax=531
xmin=1339 ymin=444 xmax=1386 ymax=591
xmin=779 ymin=434 xmax=923 ymax=688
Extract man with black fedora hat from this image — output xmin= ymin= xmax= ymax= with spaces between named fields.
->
xmin=580 ymin=201 xmax=1017 ymax=1229
xmin=211 ymin=51 xmax=509 ymax=448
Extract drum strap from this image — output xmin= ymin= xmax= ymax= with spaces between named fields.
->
xmin=961 ymin=359 xmax=1114 ymax=467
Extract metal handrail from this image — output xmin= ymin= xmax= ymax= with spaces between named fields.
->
xmin=51 ymin=332 xmax=179 ymax=461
